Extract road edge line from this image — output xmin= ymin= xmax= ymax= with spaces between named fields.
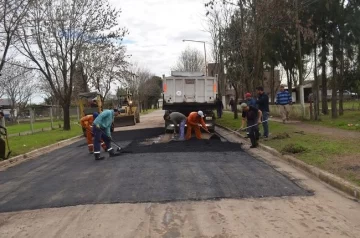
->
xmin=215 ymin=123 xmax=360 ymax=200
xmin=0 ymin=135 xmax=83 ymax=170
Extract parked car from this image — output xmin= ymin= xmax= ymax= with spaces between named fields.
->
xmin=337 ymin=90 xmax=358 ymax=99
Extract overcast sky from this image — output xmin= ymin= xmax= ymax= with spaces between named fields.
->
xmin=30 ymin=0 xmax=211 ymax=103
xmin=110 ymin=0 xmax=212 ymax=77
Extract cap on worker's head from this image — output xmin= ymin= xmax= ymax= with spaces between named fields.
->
xmin=92 ymin=112 xmax=99 ymax=119
xmin=245 ymin=93 xmax=251 ymax=98
xmin=197 ymin=110 xmax=204 ymax=118
xmin=240 ymin=103 xmax=248 ymax=109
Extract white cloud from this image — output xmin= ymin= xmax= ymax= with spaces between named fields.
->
xmin=110 ymin=0 xmax=212 ymax=76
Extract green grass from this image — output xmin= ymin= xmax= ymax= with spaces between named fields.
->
xmin=5 ymin=126 xmax=82 ymax=158
xmin=216 ymin=111 xmax=242 ymax=130
xmin=6 ymin=117 xmax=80 ymax=134
xmin=307 ymin=110 xmax=360 ymax=131
xmin=217 ymin=115 xmax=360 ymax=186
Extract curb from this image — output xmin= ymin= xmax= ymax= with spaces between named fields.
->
xmin=0 ymin=135 xmax=83 ymax=170
xmin=215 ymin=124 xmax=360 ymax=200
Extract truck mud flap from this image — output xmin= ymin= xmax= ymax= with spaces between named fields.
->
xmin=113 ymin=116 xmax=136 ymax=127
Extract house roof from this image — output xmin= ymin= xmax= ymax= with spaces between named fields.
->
xmin=0 ymin=98 xmax=11 ymax=106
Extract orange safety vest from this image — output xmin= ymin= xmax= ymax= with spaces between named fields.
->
xmin=80 ymin=115 xmax=95 ymax=128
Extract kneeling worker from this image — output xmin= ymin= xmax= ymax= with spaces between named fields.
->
xmin=80 ymin=112 xmax=106 ymax=154
xmin=92 ymin=109 xmax=120 ymax=160
xmin=164 ymin=112 xmax=187 ymax=140
xmin=186 ymin=111 xmax=209 ymax=140
xmin=240 ymin=103 xmax=262 ymax=148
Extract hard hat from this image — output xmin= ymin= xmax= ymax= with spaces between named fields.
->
xmin=240 ymin=103 xmax=248 ymax=109
xmin=93 ymin=112 xmax=99 ymax=119
xmin=197 ymin=111 xmax=204 ymax=118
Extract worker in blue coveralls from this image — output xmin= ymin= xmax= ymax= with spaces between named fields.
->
xmin=92 ymin=109 xmax=120 ymax=160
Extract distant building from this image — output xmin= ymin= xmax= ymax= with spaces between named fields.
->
xmin=0 ymin=98 xmax=17 ymax=120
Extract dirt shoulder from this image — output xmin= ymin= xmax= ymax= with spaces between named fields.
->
xmin=270 ymin=117 xmax=360 ymax=139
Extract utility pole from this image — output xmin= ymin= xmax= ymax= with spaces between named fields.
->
xmin=296 ymin=0 xmax=305 ymax=117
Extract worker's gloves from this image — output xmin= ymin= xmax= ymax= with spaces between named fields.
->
xmin=95 ymin=124 xmax=100 ymax=129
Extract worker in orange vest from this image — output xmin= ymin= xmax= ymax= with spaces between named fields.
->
xmin=186 ymin=111 xmax=209 ymax=140
xmin=80 ymin=112 xmax=106 ymax=153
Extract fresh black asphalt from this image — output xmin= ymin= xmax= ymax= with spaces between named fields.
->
xmin=0 ymin=127 xmax=311 ymax=213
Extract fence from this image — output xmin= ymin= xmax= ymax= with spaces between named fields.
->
xmin=230 ymin=100 xmax=360 ymax=120
xmin=1 ymin=106 xmax=80 ymax=137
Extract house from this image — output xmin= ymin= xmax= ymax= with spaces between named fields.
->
xmin=0 ymin=98 xmax=16 ymax=120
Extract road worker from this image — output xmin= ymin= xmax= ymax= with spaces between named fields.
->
xmin=186 ymin=110 xmax=209 ymax=140
xmin=164 ymin=112 xmax=187 ymax=140
xmin=240 ymin=103 xmax=262 ymax=148
xmin=92 ymin=109 xmax=120 ymax=160
xmin=80 ymin=112 xmax=107 ymax=154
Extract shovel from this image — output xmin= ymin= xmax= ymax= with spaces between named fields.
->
xmin=199 ymin=125 xmax=221 ymax=140
xmin=5 ymin=134 xmax=12 ymax=159
xmin=75 ymin=123 xmax=122 ymax=152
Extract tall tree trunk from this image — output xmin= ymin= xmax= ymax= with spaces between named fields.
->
xmin=233 ymin=83 xmax=239 ymax=119
xmin=339 ymin=40 xmax=344 ymax=116
xmin=286 ymin=69 xmax=293 ymax=96
xmin=62 ymin=104 xmax=71 ymax=130
xmin=314 ymin=44 xmax=320 ymax=120
xmin=321 ymin=35 xmax=328 ymax=115
xmin=270 ymin=64 xmax=275 ymax=103
xmin=331 ymin=36 xmax=338 ymax=119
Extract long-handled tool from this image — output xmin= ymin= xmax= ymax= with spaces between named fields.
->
xmin=5 ymin=133 xmax=12 ymax=159
xmin=220 ymin=119 xmax=269 ymax=137
xmin=75 ymin=123 xmax=122 ymax=152
xmin=199 ymin=125 xmax=221 ymax=140
xmin=96 ymin=127 xmax=123 ymax=152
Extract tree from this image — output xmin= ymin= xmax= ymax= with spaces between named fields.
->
xmin=142 ymin=76 xmax=162 ymax=109
xmin=0 ymin=0 xmax=32 ymax=73
xmin=88 ymin=44 xmax=129 ymax=103
xmin=173 ymin=47 xmax=205 ymax=72
xmin=15 ymin=0 xmax=126 ymax=130
xmin=1 ymin=62 xmax=36 ymax=119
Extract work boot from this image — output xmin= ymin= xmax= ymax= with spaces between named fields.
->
xmin=108 ymin=148 xmax=121 ymax=157
xmin=94 ymin=153 xmax=105 ymax=160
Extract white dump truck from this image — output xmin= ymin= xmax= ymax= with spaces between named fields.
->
xmin=162 ymin=71 xmax=218 ymax=132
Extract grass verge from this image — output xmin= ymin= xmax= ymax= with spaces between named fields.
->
xmin=217 ymin=112 xmax=360 ymax=186
xmin=4 ymin=126 xmax=82 ymax=158
xmin=306 ymin=110 xmax=360 ymax=131
xmin=6 ymin=117 xmax=80 ymax=135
